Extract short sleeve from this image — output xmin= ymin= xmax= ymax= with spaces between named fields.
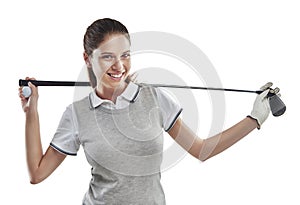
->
xmin=155 ymin=88 xmax=183 ymax=132
xmin=50 ymin=105 xmax=80 ymax=156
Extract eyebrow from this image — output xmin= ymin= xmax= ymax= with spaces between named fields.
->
xmin=100 ymin=50 xmax=130 ymax=55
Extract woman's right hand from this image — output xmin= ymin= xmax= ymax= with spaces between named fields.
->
xmin=19 ymin=77 xmax=39 ymax=113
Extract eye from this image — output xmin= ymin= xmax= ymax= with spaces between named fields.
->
xmin=121 ymin=52 xmax=130 ymax=59
xmin=100 ymin=54 xmax=114 ymax=61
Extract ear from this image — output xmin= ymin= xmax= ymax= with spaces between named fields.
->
xmin=83 ymin=52 xmax=92 ymax=68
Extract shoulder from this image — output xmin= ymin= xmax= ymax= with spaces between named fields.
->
xmin=72 ymin=95 xmax=91 ymax=110
xmin=154 ymin=87 xmax=178 ymax=104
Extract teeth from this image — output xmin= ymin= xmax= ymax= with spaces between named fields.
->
xmin=111 ymin=74 xmax=122 ymax=78
xmin=109 ymin=72 xmax=124 ymax=78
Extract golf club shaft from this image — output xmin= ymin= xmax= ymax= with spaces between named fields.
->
xmin=138 ymin=83 xmax=263 ymax=94
xmin=142 ymin=82 xmax=285 ymax=117
xmin=19 ymin=79 xmax=262 ymax=94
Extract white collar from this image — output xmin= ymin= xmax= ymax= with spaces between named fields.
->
xmin=88 ymin=82 xmax=140 ymax=109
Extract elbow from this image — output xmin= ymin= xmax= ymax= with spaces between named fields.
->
xmin=29 ymin=173 xmax=44 ymax=185
xmin=198 ymin=155 xmax=209 ymax=162
xmin=197 ymin=150 xmax=212 ymax=162
xmin=189 ymin=148 xmax=210 ymax=162
xmin=30 ymin=178 xmax=44 ymax=185
xmin=30 ymin=179 xmax=41 ymax=185
xmin=198 ymin=152 xmax=217 ymax=162
xmin=191 ymin=152 xmax=209 ymax=162
xmin=30 ymin=177 xmax=42 ymax=185
xmin=199 ymin=158 xmax=206 ymax=163
xmin=197 ymin=140 xmax=215 ymax=162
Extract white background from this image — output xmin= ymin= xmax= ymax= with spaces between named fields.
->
xmin=1 ymin=0 xmax=299 ymax=204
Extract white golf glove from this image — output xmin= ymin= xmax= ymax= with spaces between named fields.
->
xmin=249 ymin=84 xmax=272 ymax=129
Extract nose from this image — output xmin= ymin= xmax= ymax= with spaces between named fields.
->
xmin=111 ymin=58 xmax=124 ymax=71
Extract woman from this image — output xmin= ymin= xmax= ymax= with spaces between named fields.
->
xmin=19 ymin=18 xmax=272 ymax=204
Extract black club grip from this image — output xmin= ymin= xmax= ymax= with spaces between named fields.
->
xmin=19 ymin=79 xmax=90 ymax=87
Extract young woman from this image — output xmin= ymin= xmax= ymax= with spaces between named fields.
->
xmin=19 ymin=18 xmax=273 ymax=204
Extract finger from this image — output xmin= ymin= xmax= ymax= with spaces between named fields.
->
xmin=24 ymin=77 xmax=37 ymax=85
xmin=260 ymin=82 xmax=273 ymax=91
xmin=19 ymin=87 xmax=27 ymax=98
xmin=273 ymin=87 xmax=280 ymax=94
xmin=260 ymin=89 xmax=270 ymax=99
xmin=26 ymin=77 xmax=36 ymax=80
xmin=130 ymin=72 xmax=138 ymax=82
xmin=28 ymin=81 xmax=37 ymax=90
xmin=19 ymin=91 xmax=24 ymax=98
xmin=125 ymin=73 xmax=138 ymax=84
xmin=21 ymin=96 xmax=28 ymax=103
xmin=18 ymin=87 xmax=23 ymax=96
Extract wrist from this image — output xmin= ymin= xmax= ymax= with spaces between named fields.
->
xmin=247 ymin=115 xmax=260 ymax=130
xmin=25 ymin=105 xmax=38 ymax=115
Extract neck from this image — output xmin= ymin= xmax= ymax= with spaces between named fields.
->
xmin=96 ymin=82 xmax=126 ymax=103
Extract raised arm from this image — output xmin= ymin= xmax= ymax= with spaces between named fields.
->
xmin=19 ymin=77 xmax=66 ymax=184
xmin=168 ymin=89 xmax=271 ymax=161
xmin=168 ymin=117 xmax=257 ymax=161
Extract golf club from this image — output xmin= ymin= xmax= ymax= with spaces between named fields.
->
xmin=19 ymin=79 xmax=286 ymax=116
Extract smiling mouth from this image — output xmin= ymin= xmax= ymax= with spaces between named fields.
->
xmin=107 ymin=71 xmax=125 ymax=79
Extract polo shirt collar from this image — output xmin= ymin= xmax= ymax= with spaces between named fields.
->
xmin=88 ymin=82 xmax=140 ymax=109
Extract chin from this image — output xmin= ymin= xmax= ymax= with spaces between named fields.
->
xmin=104 ymin=74 xmax=128 ymax=89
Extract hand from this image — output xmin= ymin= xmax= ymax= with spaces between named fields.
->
xmin=19 ymin=77 xmax=39 ymax=113
xmin=249 ymin=87 xmax=271 ymax=129
xmin=125 ymin=72 xmax=139 ymax=84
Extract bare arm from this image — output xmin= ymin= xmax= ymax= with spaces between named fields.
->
xmin=168 ymin=117 xmax=257 ymax=161
xmin=20 ymin=78 xmax=66 ymax=184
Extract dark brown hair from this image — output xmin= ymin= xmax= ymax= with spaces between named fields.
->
xmin=83 ymin=18 xmax=130 ymax=87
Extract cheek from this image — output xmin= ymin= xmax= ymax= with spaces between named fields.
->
xmin=92 ymin=62 xmax=110 ymax=78
xmin=124 ymin=59 xmax=131 ymax=70
xmin=100 ymin=62 xmax=112 ymax=71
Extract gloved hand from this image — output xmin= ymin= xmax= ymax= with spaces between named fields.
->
xmin=249 ymin=83 xmax=272 ymax=129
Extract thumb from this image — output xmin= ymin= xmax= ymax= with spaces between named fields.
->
xmin=259 ymin=89 xmax=269 ymax=99
xmin=28 ymin=82 xmax=38 ymax=97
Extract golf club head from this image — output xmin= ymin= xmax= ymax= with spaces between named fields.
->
xmin=267 ymin=92 xmax=286 ymax=116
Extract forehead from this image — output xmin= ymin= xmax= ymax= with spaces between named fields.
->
xmin=98 ymin=34 xmax=130 ymax=53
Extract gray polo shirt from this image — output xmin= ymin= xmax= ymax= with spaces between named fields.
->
xmin=50 ymin=82 xmax=182 ymax=204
